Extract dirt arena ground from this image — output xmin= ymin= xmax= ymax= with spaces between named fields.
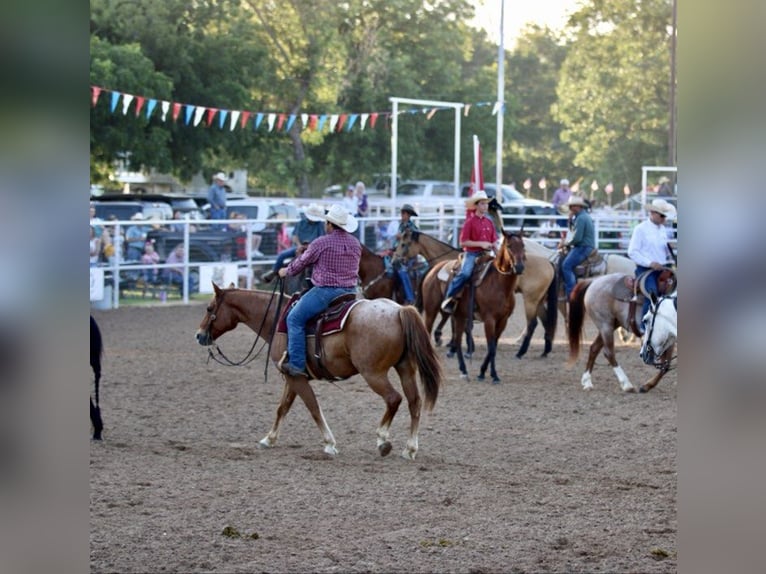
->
xmin=90 ymin=296 xmax=676 ymax=573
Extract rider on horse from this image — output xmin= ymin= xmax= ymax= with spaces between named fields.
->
xmin=390 ymin=204 xmax=420 ymax=305
xmin=627 ymin=198 xmax=677 ymax=333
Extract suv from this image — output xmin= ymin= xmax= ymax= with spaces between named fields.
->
xmin=461 ymin=183 xmax=556 ymax=231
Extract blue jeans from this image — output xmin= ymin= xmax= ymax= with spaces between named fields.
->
xmin=286 ymin=286 xmax=356 ymax=370
xmin=562 ymin=245 xmax=594 ymax=298
xmin=635 ymin=265 xmax=659 ymax=323
xmin=445 ymin=251 xmax=481 ymax=299
xmin=273 ymin=246 xmax=297 ymax=271
xmin=210 ymin=207 xmax=227 ymax=231
xmin=396 ymin=267 xmax=415 ymax=303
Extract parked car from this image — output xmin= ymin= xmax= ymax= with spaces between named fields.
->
xmin=93 ymin=193 xmax=204 ymax=220
xmin=91 ymin=200 xmax=173 ymax=222
xmin=460 ymin=183 xmax=556 ymax=231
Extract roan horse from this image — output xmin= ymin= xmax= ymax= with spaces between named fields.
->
xmin=419 ymin=231 xmax=526 ymax=383
xmin=567 ymin=273 xmax=676 ymax=393
xmin=90 ymin=315 xmax=104 ymax=440
xmin=195 ymin=284 xmax=442 ymax=459
xmin=396 ymin=228 xmax=558 ymax=358
xmin=639 ymin=292 xmax=677 ymax=373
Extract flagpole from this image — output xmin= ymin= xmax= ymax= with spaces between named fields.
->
xmin=473 ymin=135 xmax=481 ymax=192
xmin=495 ymin=0 xmax=505 ymax=203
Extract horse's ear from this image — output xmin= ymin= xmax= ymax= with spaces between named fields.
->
xmin=213 ymin=282 xmax=222 ymax=296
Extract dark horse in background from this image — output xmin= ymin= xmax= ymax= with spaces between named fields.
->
xmin=90 ymin=315 xmax=104 ymax=440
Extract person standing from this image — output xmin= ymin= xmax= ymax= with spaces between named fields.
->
xmin=277 ymin=204 xmax=361 ymax=378
xmin=627 ymin=198 xmax=677 ymax=331
xmin=440 ymin=190 xmax=497 ymax=314
xmin=261 ymin=203 xmax=325 ymax=283
xmin=341 ymin=184 xmax=357 ymax=215
xmin=558 ymin=195 xmax=596 ymax=301
xmin=551 ymin=178 xmax=572 ymax=227
xmin=207 ymin=172 xmax=228 ymax=231
xmin=390 ymin=204 xmax=420 ymax=305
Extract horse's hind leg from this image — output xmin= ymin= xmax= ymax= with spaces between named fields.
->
xmin=394 ymin=362 xmax=422 ymax=460
xmin=90 ymin=398 xmax=103 ymax=440
xmin=595 ymin=330 xmax=635 ymax=393
xmin=362 ymin=369 xmax=403 ymax=457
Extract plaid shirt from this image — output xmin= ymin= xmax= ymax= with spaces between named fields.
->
xmin=285 ymin=228 xmax=361 ymax=287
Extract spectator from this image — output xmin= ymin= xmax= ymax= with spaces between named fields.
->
xmin=125 ymin=213 xmax=149 ymax=261
xmin=161 ymin=243 xmax=198 ymax=293
xmin=627 ymin=198 xmax=677 ymax=332
xmin=277 ymin=204 xmax=361 ymax=378
xmin=140 ymin=241 xmax=160 ymax=284
xmin=354 ymin=180 xmax=369 ymax=218
xmin=441 ymin=191 xmax=497 ymax=314
xmin=90 ymin=203 xmax=103 ymax=238
xmin=558 ymin=195 xmax=596 ymax=302
xmin=237 ymin=213 xmax=264 ymax=258
xmin=207 ymin=172 xmax=228 ymax=231
xmin=390 ymin=204 xmax=420 ymax=305
xmin=551 ymin=178 xmax=572 ymax=227
xmin=532 ymin=217 xmax=562 ymax=249
xmin=261 ymin=203 xmax=325 ymax=283
xmin=107 ymin=214 xmax=125 ymax=263
xmin=170 ymin=210 xmax=197 ymax=233
xmin=341 ymin=184 xmax=357 ymax=215
xmin=89 ymin=226 xmax=100 ymax=267
xmin=277 ymin=220 xmax=291 ymax=253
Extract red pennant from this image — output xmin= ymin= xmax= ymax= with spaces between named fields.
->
xmin=172 ymin=102 xmax=182 ymax=122
xmin=370 ymin=113 xmax=379 ymax=129
xmin=276 ymin=114 xmax=286 ymax=131
xmin=309 ymin=115 xmax=318 ymax=130
xmin=206 ymin=108 xmax=218 ymax=127
xmin=239 ymin=111 xmax=251 ymax=129
xmin=91 ymin=86 xmax=102 ymax=107
xmin=336 ymin=114 xmax=347 ymax=132
xmin=134 ymin=96 xmax=145 ymax=117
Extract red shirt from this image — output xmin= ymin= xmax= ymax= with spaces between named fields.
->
xmin=459 ymin=214 xmax=497 ymax=252
xmin=285 ymin=228 xmax=361 ymax=287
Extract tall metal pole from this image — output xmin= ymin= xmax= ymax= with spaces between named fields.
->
xmin=668 ymin=0 xmax=677 ymax=166
xmin=496 ymin=0 xmax=505 ymax=194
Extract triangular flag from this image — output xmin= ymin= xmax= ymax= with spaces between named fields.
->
xmin=193 ymin=106 xmax=205 ymax=126
xmin=309 ymin=115 xmax=318 ymax=131
xmin=317 ymin=115 xmax=327 ymax=131
xmin=360 ymin=113 xmax=369 ymax=130
xmin=464 ymin=104 xmax=471 ymax=116
xmin=218 ymin=109 xmax=228 ymax=129
xmin=172 ymin=102 xmax=182 ymax=122
xmin=134 ymin=96 xmax=145 ymax=117
xmin=346 ymin=114 xmax=358 ymax=131
xmin=266 ymin=113 xmax=276 ymax=131
xmin=239 ymin=111 xmax=251 ymax=129
xmin=329 ymin=114 xmax=339 ymax=132
xmin=285 ymin=114 xmax=296 ymax=132
xmin=254 ymin=113 xmax=264 ymax=129
xmin=121 ymin=94 xmax=134 ymax=115
xmin=300 ymin=113 xmax=308 ymax=129
xmin=91 ymin=86 xmax=102 ymax=107
xmin=161 ymin=101 xmax=171 ymax=121
xmin=491 ymin=102 xmax=501 ymax=115
xmin=230 ymin=110 xmax=240 ymax=131
xmin=205 ymin=108 xmax=218 ymax=127
xmin=183 ymin=104 xmax=194 ymax=124
xmin=336 ymin=114 xmax=347 ymax=132
xmin=110 ymin=91 xmax=120 ymax=113
xmin=426 ymin=108 xmax=438 ymax=120
xmin=145 ymin=99 xmax=157 ymax=119
xmin=276 ymin=114 xmax=286 ymax=131
xmin=369 ymin=113 xmax=378 ymax=128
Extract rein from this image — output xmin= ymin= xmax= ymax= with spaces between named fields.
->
xmin=206 ymin=281 xmax=284 ymax=372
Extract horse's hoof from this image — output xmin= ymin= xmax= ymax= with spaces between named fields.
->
xmin=491 ymin=378 xmax=501 ymax=385
xmin=639 ymin=386 xmax=648 ymax=393
xmin=460 ymin=374 xmax=469 ymax=381
xmin=446 ymin=351 xmax=455 ymax=359
xmin=400 ymin=449 xmax=416 ymax=461
xmin=514 ymin=352 xmax=523 ymax=360
xmin=378 ymin=441 xmax=393 ymax=457
xmin=465 ymin=352 xmax=472 ymax=359
xmin=476 ymin=374 xmax=485 ymax=382
xmin=324 ymin=445 xmax=338 ymax=456
xmin=622 ymin=386 xmax=636 ymax=393
xmin=257 ymin=439 xmax=274 ymax=449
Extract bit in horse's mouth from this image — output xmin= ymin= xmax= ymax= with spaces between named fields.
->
xmin=195 ymin=331 xmax=212 ymax=346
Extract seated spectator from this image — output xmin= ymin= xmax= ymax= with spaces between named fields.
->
xmin=161 ymin=244 xmax=198 ymax=293
xmin=125 ymin=213 xmax=149 ymax=261
xmin=277 ymin=220 xmax=291 ymax=253
xmin=90 ymin=226 xmax=100 ymax=267
xmin=140 ymin=241 xmax=161 ymax=283
xmin=170 ymin=210 xmax=197 ymax=233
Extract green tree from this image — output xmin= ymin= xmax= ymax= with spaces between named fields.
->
xmin=555 ymin=0 xmax=673 ymax=193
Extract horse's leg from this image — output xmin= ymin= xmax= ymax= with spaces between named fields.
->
xmin=478 ymin=337 xmax=500 ymax=384
xmin=516 ymin=315 xmax=538 ymax=359
xmin=434 ymin=312 xmax=448 ymax=348
xmin=90 ymin=398 xmax=103 ymax=440
xmin=639 ymin=344 xmax=675 ymax=393
xmin=595 ymin=329 xmax=635 ymax=393
xmin=580 ymin=335 xmax=604 ymax=390
xmin=286 ymin=376 xmax=339 ymax=454
xmin=361 ymin=369 xmax=404 ymax=457
xmin=259 ymin=382 xmax=298 ymax=449
xmin=394 ymin=362 xmax=422 ymax=460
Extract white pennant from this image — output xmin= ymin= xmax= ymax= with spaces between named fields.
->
xmin=267 ymin=113 xmax=276 ymax=131
xmin=161 ymin=101 xmax=170 ymax=121
xmin=193 ymin=106 xmax=205 ymax=126
xmin=122 ymin=94 xmax=134 ymax=115
xmin=360 ymin=114 xmax=369 ymax=130
xmin=301 ymin=114 xmax=308 ymax=130
xmin=491 ymin=102 xmax=501 ymax=116
xmin=329 ymin=114 xmax=339 ymax=132
xmin=230 ymin=110 xmax=241 ymax=131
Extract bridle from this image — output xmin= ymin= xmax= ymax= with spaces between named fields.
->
xmin=203 ymin=281 xmax=286 ymax=376
xmin=640 ymin=295 xmax=678 ymax=372
xmin=493 ymin=232 xmax=525 ymax=276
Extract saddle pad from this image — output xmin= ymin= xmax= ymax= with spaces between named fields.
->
xmin=277 ymin=295 xmax=361 ymax=336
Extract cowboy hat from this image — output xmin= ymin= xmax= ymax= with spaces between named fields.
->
xmin=649 ymin=198 xmax=676 ymax=219
xmin=560 ymin=178 xmax=570 ymax=186
xmin=213 ymin=172 xmax=228 ymax=182
xmin=324 ymin=204 xmax=358 ymax=233
xmin=400 ymin=204 xmax=418 ymax=216
xmin=567 ymin=195 xmax=588 ymax=208
xmin=465 ymin=190 xmax=490 ymax=209
xmin=130 ymin=212 xmax=146 ymax=220
xmin=302 ymin=203 xmax=325 ymax=222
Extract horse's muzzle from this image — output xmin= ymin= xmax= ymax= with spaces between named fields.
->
xmin=195 ymin=330 xmax=213 ymax=346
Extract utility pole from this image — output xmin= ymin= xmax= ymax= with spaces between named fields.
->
xmin=496 ymin=0 xmax=505 ymax=195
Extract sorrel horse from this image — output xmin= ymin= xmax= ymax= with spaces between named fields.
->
xmin=357 ymin=245 xmax=397 ymax=301
xmin=639 ymin=292 xmax=677 ymax=373
xmin=195 ymin=284 xmax=442 ymax=459
xmin=396 ymin=229 xmax=558 ymax=358
xmin=567 ymin=273 xmax=676 ymax=393
xmin=419 ymin=231 xmax=526 ymax=383
xmin=90 ymin=315 xmax=104 ymax=440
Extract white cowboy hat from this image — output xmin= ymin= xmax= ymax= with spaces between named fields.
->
xmin=567 ymin=195 xmax=588 ymax=208
xmin=302 ymin=203 xmax=325 ymax=222
xmin=465 ymin=190 xmax=490 ymax=209
xmin=213 ymin=172 xmax=228 ymax=183
xmin=130 ymin=212 xmax=146 ymax=220
xmin=324 ymin=204 xmax=358 ymax=233
xmin=649 ymin=198 xmax=676 ymax=219
xmin=560 ymin=178 xmax=570 ymax=186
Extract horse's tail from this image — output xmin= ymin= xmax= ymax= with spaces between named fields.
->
xmin=542 ymin=261 xmax=559 ymax=338
xmin=399 ymin=306 xmax=441 ymax=410
xmin=90 ymin=316 xmax=103 ymax=403
xmin=567 ymin=279 xmax=592 ymax=363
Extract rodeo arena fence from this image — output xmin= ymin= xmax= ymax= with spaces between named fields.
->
xmin=90 ymin=201 xmax=676 ymax=310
